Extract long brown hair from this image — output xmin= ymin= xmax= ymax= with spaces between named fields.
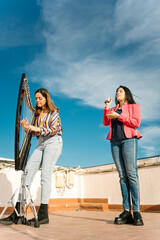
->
xmin=35 ymin=88 xmax=59 ymax=115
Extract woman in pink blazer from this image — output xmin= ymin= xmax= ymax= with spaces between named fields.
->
xmin=103 ymin=85 xmax=143 ymax=226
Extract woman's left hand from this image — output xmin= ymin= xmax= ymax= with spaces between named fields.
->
xmin=106 ymin=111 xmax=120 ymax=119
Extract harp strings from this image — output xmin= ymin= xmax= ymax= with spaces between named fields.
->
xmin=20 ymin=95 xmax=34 ymax=153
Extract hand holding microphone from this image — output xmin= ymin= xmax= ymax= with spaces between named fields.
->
xmin=104 ymin=97 xmax=113 ymax=109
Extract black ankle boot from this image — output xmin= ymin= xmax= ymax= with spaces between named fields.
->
xmin=0 ymin=202 xmax=20 ymax=225
xmin=114 ymin=210 xmax=133 ymax=224
xmin=38 ymin=204 xmax=49 ymax=224
xmin=28 ymin=203 xmax=49 ymax=225
xmin=133 ymin=212 xmax=144 ymax=226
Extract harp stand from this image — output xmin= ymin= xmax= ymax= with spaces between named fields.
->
xmin=0 ymin=170 xmax=40 ymax=228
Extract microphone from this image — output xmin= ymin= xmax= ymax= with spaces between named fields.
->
xmin=104 ymin=100 xmax=110 ymax=104
xmin=104 ymin=98 xmax=112 ymax=104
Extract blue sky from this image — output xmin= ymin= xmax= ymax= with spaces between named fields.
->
xmin=0 ymin=0 xmax=160 ymax=168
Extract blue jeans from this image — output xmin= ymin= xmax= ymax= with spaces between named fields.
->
xmin=24 ymin=135 xmax=63 ymax=204
xmin=111 ymin=138 xmax=140 ymax=212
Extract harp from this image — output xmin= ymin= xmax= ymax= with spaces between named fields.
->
xmin=0 ymin=74 xmax=39 ymax=227
xmin=15 ymin=73 xmax=36 ymax=171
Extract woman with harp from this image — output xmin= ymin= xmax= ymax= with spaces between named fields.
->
xmin=0 ymin=87 xmax=63 ymax=225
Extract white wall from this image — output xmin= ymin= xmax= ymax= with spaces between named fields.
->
xmin=0 ymin=156 xmax=159 ymax=207
xmin=82 ymin=165 xmax=160 ymax=205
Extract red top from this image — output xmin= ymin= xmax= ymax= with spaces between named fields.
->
xmin=103 ymin=101 xmax=142 ymax=140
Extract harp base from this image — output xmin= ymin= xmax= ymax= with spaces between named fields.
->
xmin=0 ymin=170 xmax=40 ymax=228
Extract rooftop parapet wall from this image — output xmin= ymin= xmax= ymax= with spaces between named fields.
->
xmin=0 ymin=156 xmax=160 ymax=210
xmin=81 ymin=155 xmax=160 ymax=174
xmin=82 ymin=156 xmax=160 ymax=206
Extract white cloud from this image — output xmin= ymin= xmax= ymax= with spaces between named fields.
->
xmin=139 ymin=126 xmax=160 ymax=156
xmin=28 ymin=55 xmax=160 ymax=121
xmin=26 ymin=0 xmax=160 ymax=122
xmin=114 ymin=0 xmax=160 ymax=51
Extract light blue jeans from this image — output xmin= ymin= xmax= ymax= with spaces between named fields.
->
xmin=111 ymin=138 xmax=140 ymax=212
xmin=24 ymin=135 xmax=63 ymax=204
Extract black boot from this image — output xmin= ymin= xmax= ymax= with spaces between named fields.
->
xmin=114 ymin=210 xmax=134 ymax=224
xmin=133 ymin=212 xmax=144 ymax=226
xmin=28 ymin=204 xmax=49 ymax=225
xmin=38 ymin=204 xmax=49 ymax=224
xmin=0 ymin=202 xmax=20 ymax=225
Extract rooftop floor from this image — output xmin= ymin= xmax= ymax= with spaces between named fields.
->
xmin=0 ymin=210 xmax=159 ymax=240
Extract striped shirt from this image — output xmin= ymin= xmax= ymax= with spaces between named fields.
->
xmin=34 ymin=110 xmax=62 ymax=138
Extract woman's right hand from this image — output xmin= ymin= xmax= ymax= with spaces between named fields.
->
xmin=20 ymin=118 xmax=30 ymax=131
xmin=104 ymin=97 xmax=113 ymax=109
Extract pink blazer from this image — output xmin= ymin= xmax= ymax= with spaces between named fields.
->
xmin=103 ymin=101 xmax=142 ymax=140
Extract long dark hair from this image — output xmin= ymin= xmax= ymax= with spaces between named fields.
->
xmin=115 ymin=85 xmax=136 ymax=105
xmin=35 ymin=88 xmax=59 ymax=115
